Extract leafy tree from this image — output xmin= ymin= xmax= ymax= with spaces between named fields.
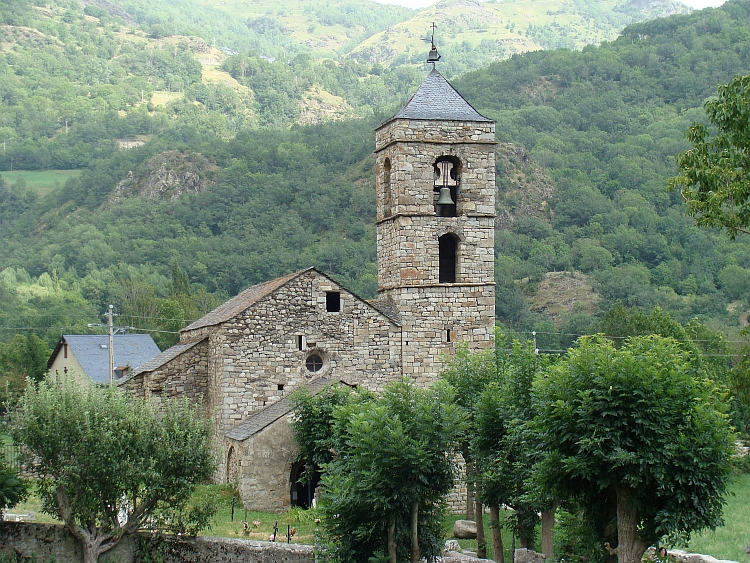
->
xmin=670 ymin=74 xmax=750 ymax=238
xmin=475 ymin=337 xmax=552 ymax=559
xmin=441 ymin=341 xmax=499 ymax=558
xmin=0 ymin=459 xmax=26 ymax=520
xmin=311 ymin=379 xmax=461 ymax=563
xmin=532 ymin=335 xmax=735 ymax=563
xmin=11 ymin=380 xmax=217 ymax=563
xmin=290 ymin=382 xmax=361 ymax=473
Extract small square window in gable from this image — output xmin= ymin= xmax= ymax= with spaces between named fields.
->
xmin=326 ymin=291 xmax=341 ymax=313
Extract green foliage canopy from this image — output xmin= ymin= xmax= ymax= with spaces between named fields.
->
xmin=292 ymin=379 xmax=462 ymax=563
xmin=670 ymin=74 xmax=750 ymax=238
xmin=11 ymin=380 xmax=217 ymax=563
xmin=532 ymin=335 xmax=735 ymax=563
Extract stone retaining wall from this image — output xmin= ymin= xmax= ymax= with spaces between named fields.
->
xmin=512 ymin=547 xmax=740 ymax=563
xmin=0 ymin=522 xmax=315 ymax=563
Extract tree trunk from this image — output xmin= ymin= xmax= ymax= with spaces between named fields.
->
xmin=476 ymin=499 xmax=486 ymax=559
xmin=464 ymin=451 xmax=475 ymax=520
xmin=615 ymin=484 xmax=649 ymax=563
xmin=541 ymin=507 xmax=555 ymax=558
xmin=388 ymin=517 xmax=397 ymax=563
xmin=490 ymin=504 xmax=504 ymax=563
xmin=411 ymin=501 xmax=420 ymax=563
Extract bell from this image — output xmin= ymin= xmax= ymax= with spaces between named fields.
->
xmin=436 ymin=186 xmax=454 ymax=206
xmin=427 ymin=47 xmax=441 ymax=64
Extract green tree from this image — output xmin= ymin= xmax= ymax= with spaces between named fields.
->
xmin=475 ymin=337 xmax=552 ymax=559
xmin=313 ymin=379 xmax=461 ymax=563
xmin=0 ymin=459 xmax=27 ymax=520
xmin=11 ymin=380 xmax=217 ymax=563
xmin=670 ymin=74 xmax=750 ymax=238
xmin=532 ymin=335 xmax=735 ymax=563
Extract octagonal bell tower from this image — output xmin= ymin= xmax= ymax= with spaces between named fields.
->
xmin=375 ymin=68 xmax=496 ymax=383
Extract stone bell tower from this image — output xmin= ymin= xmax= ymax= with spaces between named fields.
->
xmin=374 ymin=67 xmax=496 ymax=383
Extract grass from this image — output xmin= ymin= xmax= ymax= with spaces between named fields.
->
xmin=0 ymin=169 xmax=80 ymax=196
xmin=687 ymin=472 xmax=750 ymax=562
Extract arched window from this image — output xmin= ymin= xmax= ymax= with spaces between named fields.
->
xmin=434 ymin=156 xmax=460 ymax=217
xmin=382 ymin=158 xmax=392 ymax=217
xmin=439 ymin=234 xmax=458 ymax=283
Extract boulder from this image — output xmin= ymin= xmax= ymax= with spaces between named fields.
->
xmin=453 ymin=520 xmax=477 ymax=539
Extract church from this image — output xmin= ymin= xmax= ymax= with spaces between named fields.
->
xmin=121 ymin=65 xmax=497 ymax=512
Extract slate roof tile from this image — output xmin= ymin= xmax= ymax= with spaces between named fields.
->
xmin=387 ymin=69 xmax=491 ymax=123
xmin=49 ymin=334 xmax=161 ymax=384
xmin=224 ymin=377 xmax=337 ymax=441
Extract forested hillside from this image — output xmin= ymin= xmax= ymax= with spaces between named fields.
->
xmin=3 ymin=0 xmax=750 ymax=386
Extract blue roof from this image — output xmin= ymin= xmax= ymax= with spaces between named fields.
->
xmin=53 ymin=334 xmax=161 ymax=384
xmin=386 ymin=69 xmax=491 ymax=124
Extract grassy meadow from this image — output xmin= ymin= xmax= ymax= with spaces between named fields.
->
xmin=687 ymin=472 xmax=750 ymax=562
xmin=0 ymin=170 xmax=80 ymax=196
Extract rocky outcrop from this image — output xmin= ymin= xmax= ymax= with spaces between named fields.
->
xmin=110 ymin=151 xmax=219 ymax=203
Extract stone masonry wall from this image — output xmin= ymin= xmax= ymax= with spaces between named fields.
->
xmin=391 ymin=284 xmax=495 ymax=384
xmin=120 ymin=338 xmax=210 ymax=415
xmin=208 ymin=270 xmax=401 ymax=435
xmin=231 ymin=413 xmax=299 ymax=512
xmin=374 ymin=119 xmax=496 ymax=293
xmin=0 ymin=522 xmax=314 ymax=563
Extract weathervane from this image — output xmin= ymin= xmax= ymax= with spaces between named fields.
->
xmin=427 ymin=22 xmax=441 ymax=67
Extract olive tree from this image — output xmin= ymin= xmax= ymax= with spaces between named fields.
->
xmin=532 ymin=335 xmax=735 ymax=563
xmin=11 ymin=380 xmax=217 ymax=563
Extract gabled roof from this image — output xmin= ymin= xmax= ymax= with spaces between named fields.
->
xmin=183 ymin=269 xmax=310 ymax=332
xmin=384 ymin=69 xmax=491 ymax=125
xmin=183 ymin=267 xmax=401 ymax=333
xmin=225 ymin=377 xmax=340 ymax=441
xmin=128 ymin=337 xmax=206 ymax=378
xmin=48 ymin=334 xmax=161 ymax=384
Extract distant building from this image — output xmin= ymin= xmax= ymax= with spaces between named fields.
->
xmin=48 ymin=334 xmax=161 ymax=385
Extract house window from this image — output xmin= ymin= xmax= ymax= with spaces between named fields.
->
xmin=278 ymin=384 xmax=285 ymax=391
xmin=439 ymin=233 xmax=458 ymax=283
xmin=306 ymin=354 xmax=323 ymax=373
xmin=326 ymin=291 xmax=341 ymax=312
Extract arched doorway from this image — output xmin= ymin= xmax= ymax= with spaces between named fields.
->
xmin=290 ymin=462 xmax=321 ymax=509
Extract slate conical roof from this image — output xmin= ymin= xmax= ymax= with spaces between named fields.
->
xmin=389 ymin=69 xmax=491 ymax=123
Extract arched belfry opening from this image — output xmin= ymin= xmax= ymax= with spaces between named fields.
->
xmin=382 ymin=157 xmax=392 ymax=217
xmin=434 ymin=156 xmax=460 ymax=217
xmin=439 ymin=233 xmax=459 ymax=283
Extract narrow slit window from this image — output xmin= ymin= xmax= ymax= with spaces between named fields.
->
xmin=439 ymin=234 xmax=458 ymax=283
xmin=297 ymin=335 xmax=304 ymax=350
xmin=446 ymin=329 xmax=452 ymax=343
xmin=326 ymin=291 xmax=341 ymax=312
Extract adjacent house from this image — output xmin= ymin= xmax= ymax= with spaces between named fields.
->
xmin=48 ymin=334 xmax=161 ymax=385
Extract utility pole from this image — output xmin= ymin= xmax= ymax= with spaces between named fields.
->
xmin=108 ymin=304 xmax=114 ymax=385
